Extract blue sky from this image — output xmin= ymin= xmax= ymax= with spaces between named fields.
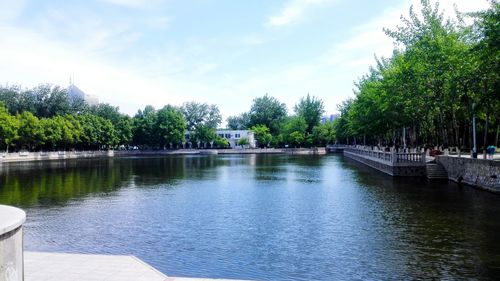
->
xmin=0 ymin=0 xmax=490 ymax=120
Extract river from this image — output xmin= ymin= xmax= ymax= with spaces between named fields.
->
xmin=0 ymin=154 xmax=499 ymax=280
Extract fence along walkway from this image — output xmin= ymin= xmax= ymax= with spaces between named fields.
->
xmin=344 ymin=147 xmax=426 ymax=167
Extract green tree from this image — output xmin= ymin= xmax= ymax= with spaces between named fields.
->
xmin=288 ymin=131 xmax=305 ymax=147
xmin=312 ymin=122 xmax=336 ymax=145
xmin=248 ymin=94 xmax=287 ymax=135
xmin=0 ymin=102 xmax=19 ymax=151
xmin=132 ymin=105 xmax=158 ymax=148
xmin=181 ymin=102 xmax=222 ymax=130
xmin=237 ymin=137 xmax=250 ymax=146
xmin=192 ymin=125 xmax=217 ymax=147
xmin=281 ymin=116 xmax=307 ymax=147
xmin=89 ymin=103 xmax=122 ymax=124
xmin=0 ymin=85 xmax=21 ymax=114
xmin=61 ymin=115 xmax=82 ymax=148
xmin=99 ymin=118 xmax=118 ymax=148
xmin=294 ymin=94 xmax=325 ymax=134
xmin=45 ymin=86 xmax=71 ymax=117
xmin=78 ymin=114 xmax=99 ymax=149
xmin=41 ymin=118 xmax=63 ymax=150
xmin=250 ymin=125 xmax=272 ymax=148
xmin=115 ymin=116 xmax=133 ymax=146
xmin=156 ymin=105 xmax=187 ymax=148
xmin=227 ymin=113 xmax=250 ymax=130
xmin=16 ymin=111 xmax=44 ymax=150
xmin=79 ymin=113 xmax=118 ymax=149
xmin=214 ymin=136 xmax=230 ymax=148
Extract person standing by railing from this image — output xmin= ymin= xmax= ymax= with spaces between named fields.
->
xmin=486 ymin=145 xmax=496 ymax=159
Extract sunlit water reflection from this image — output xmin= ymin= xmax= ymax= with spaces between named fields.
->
xmin=1 ymin=155 xmax=499 ymax=280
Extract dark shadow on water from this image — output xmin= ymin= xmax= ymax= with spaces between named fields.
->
xmin=338 ymin=155 xmax=500 ymax=279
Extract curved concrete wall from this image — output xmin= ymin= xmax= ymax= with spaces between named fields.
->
xmin=0 ymin=205 xmax=26 ymax=281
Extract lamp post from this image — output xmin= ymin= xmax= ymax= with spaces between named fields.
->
xmin=472 ymin=103 xmax=477 ymax=158
xmin=403 ymin=127 xmax=406 ymax=151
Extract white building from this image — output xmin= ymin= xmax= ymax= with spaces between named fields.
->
xmin=68 ymin=84 xmax=99 ymax=106
xmin=185 ymin=130 xmax=256 ymax=148
xmin=217 ymin=130 xmax=256 ymax=148
xmin=321 ymin=114 xmax=339 ymax=124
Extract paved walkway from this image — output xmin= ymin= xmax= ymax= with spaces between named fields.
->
xmin=25 ymin=252 xmax=250 ymax=281
xmin=445 ymin=153 xmax=500 ymax=161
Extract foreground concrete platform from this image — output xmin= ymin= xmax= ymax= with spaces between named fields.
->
xmin=25 ymin=252 xmax=249 ymax=281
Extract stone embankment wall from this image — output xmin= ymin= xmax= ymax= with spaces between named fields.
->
xmin=0 ymin=148 xmax=326 ymax=163
xmin=436 ymin=156 xmax=500 ymax=193
xmin=343 ymin=150 xmax=426 ymax=177
xmin=0 ymin=151 xmax=114 ymax=163
xmin=344 ymin=150 xmax=394 ymax=175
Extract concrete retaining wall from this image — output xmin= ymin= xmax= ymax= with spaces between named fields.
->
xmin=0 ymin=205 xmax=26 ymax=281
xmin=436 ymin=156 xmax=500 ymax=193
xmin=344 ymin=150 xmax=426 ymax=177
xmin=0 ymin=151 xmax=114 ymax=163
xmin=0 ymin=148 xmax=326 ymax=164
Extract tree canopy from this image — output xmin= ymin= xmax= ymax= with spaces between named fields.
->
xmin=332 ymin=0 xmax=499 ymax=149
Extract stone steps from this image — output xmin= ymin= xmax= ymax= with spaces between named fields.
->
xmin=426 ymin=163 xmax=448 ymax=179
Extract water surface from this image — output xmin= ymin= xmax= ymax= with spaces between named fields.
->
xmin=1 ymin=155 xmax=499 ymax=280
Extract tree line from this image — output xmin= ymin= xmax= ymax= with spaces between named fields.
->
xmin=333 ymin=0 xmax=499 ymax=151
xmin=226 ymin=94 xmax=335 ymax=147
xmin=4 ymin=1 xmax=493 ymax=152
xmin=0 ymin=84 xmax=333 ymax=151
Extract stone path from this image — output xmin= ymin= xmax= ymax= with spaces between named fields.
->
xmin=25 ymin=252 xmax=250 ymax=281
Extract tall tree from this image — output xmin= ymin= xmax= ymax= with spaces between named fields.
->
xmin=227 ymin=112 xmax=250 ymax=130
xmin=250 ymin=125 xmax=272 ymax=148
xmin=0 ymin=102 xmax=19 ymax=151
xmin=16 ymin=111 xmax=44 ymax=150
xmin=248 ymin=94 xmax=287 ymax=135
xmin=181 ymin=102 xmax=222 ymax=130
xmin=294 ymin=94 xmax=325 ymax=134
xmin=281 ymin=116 xmax=307 ymax=147
xmin=156 ymin=105 xmax=187 ymax=147
xmin=132 ymin=105 xmax=158 ymax=148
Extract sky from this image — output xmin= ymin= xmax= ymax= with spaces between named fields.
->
xmin=0 ymin=0 xmax=491 ymax=120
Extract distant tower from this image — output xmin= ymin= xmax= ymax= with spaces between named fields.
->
xmin=68 ymin=75 xmax=99 ymax=106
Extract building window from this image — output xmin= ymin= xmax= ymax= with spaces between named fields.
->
xmin=225 ymin=134 xmax=231 ymax=139
xmin=185 ymin=134 xmax=190 ymax=140
xmin=218 ymin=134 xmax=224 ymax=138
xmin=235 ymin=133 xmax=241 ymax=138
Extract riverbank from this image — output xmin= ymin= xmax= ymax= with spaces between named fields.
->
xmin=341 ymin=147 xmax=499 ymax=193
xmin=0 ymin=147 xmax=326 ymax=163
xmin=436 ymin=156 xmax=500 ymax=193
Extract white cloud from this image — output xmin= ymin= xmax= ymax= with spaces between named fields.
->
xmin=256 ymin=0 xmax=492 ymax=116
xmin=240 ymin=34 xmax=266 ymax=46
xmin=146 ymin=16 xmax=172 ymax=30
xmin=99 ymin=0 xmax=149 ymax=8
xmin=268 ymin=0 xmax=333 ymax=26
xmin=0 ymin=0 xmax=26 ymax=21
xmin=0 ymin=0 xmax=492 ymax=120
xmin=0 ymin=25 xmax=183 ymax=113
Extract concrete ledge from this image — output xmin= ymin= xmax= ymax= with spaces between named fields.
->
xmin=0 ymin=205 xmax=26 ymax=235
xmin=436 ymin=156 xmax=500 ymax=193
xmin=0 ymin=148 xmax=327 ymax=164
xmin=344 ymin=150 xmax=426 ymax=177
xmin=0 ymin=205 xmax=25 ymax=281
xmin=25 ymin=252 xmax=252 ymax=281
xmin=25 ymin=252 xmax=168 ymax=281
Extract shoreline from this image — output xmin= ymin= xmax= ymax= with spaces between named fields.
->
xmin=341 ymin=147 xmax=499 ymax=193
xmin=0 ymin=147 xmax=327 ymax=164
